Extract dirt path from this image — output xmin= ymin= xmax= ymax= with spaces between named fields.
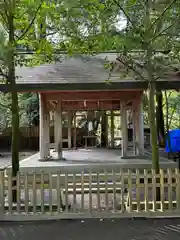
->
xmin=0 ymin=151 xmax=36 ymax=170
xmin=0 ymin=218 xmax=180 ymax=240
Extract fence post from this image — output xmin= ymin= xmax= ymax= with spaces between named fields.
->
xmin=167 ymin=168 xmax=172 ymax=211
xmin=175 ymin=168 xmax=180 ymax=210
xmin=144 ymin=169 xmax=148 ymax=212
xmin=151 ymin=169 xmax=156 ymax=212
xmin=160 ymin=169 xmax=164 ymax=211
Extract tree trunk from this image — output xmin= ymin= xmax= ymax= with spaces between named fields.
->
xmin=164 ymin=90 xmax=172 ymax=155
xmin=11 ymin=91 xmax=20 ymax=202
xmin=144 ymin=0 xmax=159 ymax=172
xmin=156 ymin=91 xmax=165 ymax=148
xmin=148 ymin=83 xmax=160 ymax=200
xmin=148 ymin=84 xmax=159 ymax=173
xmin=8 ymin=7 xmax=20 ymax=202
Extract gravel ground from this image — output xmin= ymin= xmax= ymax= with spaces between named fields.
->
xmin=0 ymin=218 xmax=180 ymax=240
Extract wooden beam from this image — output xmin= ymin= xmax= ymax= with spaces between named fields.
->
xmin=45 ymin=90 xmax=142 ymax=101
xmin=48 ymin=100 xmax=136 ymax=111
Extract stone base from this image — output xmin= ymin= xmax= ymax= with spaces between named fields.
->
xmin=121 ymin=155 xmax=146 ymax=160
xmin=38 ymin=156 xmax=52 ymax=162
xmin=56 ymin=157 xmax=66 ymax=161
xmin=38 ymin=156 xmax=66 ymax=162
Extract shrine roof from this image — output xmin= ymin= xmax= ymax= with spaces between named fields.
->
xmin=0 ymin=54 xmax=180 ymax=92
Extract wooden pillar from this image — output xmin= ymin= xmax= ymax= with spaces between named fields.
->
xmin=56 ymin=101 xmax=63 ymax=159
xmin=68 ymin=111 xmax=72 ymax=149
xmin=39 ymin=93 xmax=50 ymax=160
xmin=121 ymin=101 xmax=128 ymax=157
xmin=139 ymin=99 xmax=144 ymax=155
xmin=111 ymin=110 xmax=114 ymax=148
xmin=134 ymin=97 xmax=144 ymax=155
xmin=106 ymin=112 xmax=109 ymax=148
xmin=46 ymin=111 xmax=50 ymax=155
xmin=54 ymin=111 xmax=58 ymax=152
xmin=73 ymin=111 xmax=77 ymax=149
xmin=132 ymin=109 xmax=137 ymax=155
xmin=39 ymin=93 xmax=44 ymax=159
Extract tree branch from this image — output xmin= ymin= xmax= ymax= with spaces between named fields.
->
xmin=148 ymin=0 xmax=177 ymax=32
xmin=151 ymin=17 xmax=180 ymax=42
xmin=162 ymin=90 xmax=173 ymax=107
xmin=41 ymin=31 xmax=58 ymax=38
xmin=16 ymin=0 xmax=43 ymax=41
xmin=0 ymin=68 xmax=8 ymax=79
xmin=112 ymin=0 xmax=147 ymax=43
xmin=15 ymin=49 xmax=173 ymax=55
xmin=1 ymin=0 xmax=9 ymax=26
xmin=0 ymin=101 xmax=10 ymax=109
xmin=116 ymin=56 xmax=145 ymax=81
xmin=168 ymin=103 xmax=177 ymax=129
xmin=113 ymin=0 xmax=134 ymax=26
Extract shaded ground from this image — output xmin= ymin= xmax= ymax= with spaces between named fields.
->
xmin=0 ymin=218 xmax=180 ymax=240
xmin=18 ymin=148 xmax=177 ymax=169
xmin=0 ymin=151 xmax=36 ymax=170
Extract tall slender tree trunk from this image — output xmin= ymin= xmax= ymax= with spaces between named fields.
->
xmin=145 ymin=0 xmax=160 ymax=201
xmin=145 ymin=0 xmax=160 ymax=174
xmin=148 ymin=84 xmax=159 ymax=173
xmin=11 ymin=92 xmax=20 ymax=202
xmin=148 ymin=84 xmax=160 ymax=200
xmin=164 ymin=90 xmax=172 ymax=155
xmin=156 ymin=91 xmax=165 ymax=147
xmin=8 ymin=4 xmax=20 ymax=202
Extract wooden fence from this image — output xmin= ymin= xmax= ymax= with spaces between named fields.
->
xmin=1 ymin=166 xmax=180 ymax=220
xmin=0 ymin=127 xmax=151 ymax=150
xmin=0 ymin=127 xmax=88 ymax=150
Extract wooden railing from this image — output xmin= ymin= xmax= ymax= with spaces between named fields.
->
xmin=1 ymin=166 xmax=180 ymax=220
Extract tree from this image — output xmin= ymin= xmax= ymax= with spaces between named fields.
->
xmin=63 ymin=0 xmax=180 ymax=173
xmin=0 ymin=0 xmax=55 ymax=201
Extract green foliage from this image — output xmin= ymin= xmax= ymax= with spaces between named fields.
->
xmin=21 ymin=93 xmax=39 ymax=126
xmin=51 ymin=0 xmax=180 ymax=172
xmin=0 ymin=92 xmax=39 ymax=132
xmin=52 ymin=0 xmax=180 ymax=81
xmin=164 ymin=91 xmax=180 ymax=130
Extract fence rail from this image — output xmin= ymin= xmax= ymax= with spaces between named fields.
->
xmin=1 ymin=166 xmax=180 ymax=220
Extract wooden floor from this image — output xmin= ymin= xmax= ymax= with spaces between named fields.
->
xmin=16 ymin=148 xmax=177 ymax=170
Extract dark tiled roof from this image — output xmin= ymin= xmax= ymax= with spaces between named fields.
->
xmin=15 ymin=56 xmax=120 ymax=84
xmin=0 ymin=54 xmax=180 ymax=91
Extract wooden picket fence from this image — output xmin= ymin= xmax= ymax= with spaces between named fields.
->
xmin=0 ymin=165 xmax=180 ymax=220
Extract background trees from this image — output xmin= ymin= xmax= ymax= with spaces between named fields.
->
xmin=54 ymin=0 xmax=180 ymax=173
